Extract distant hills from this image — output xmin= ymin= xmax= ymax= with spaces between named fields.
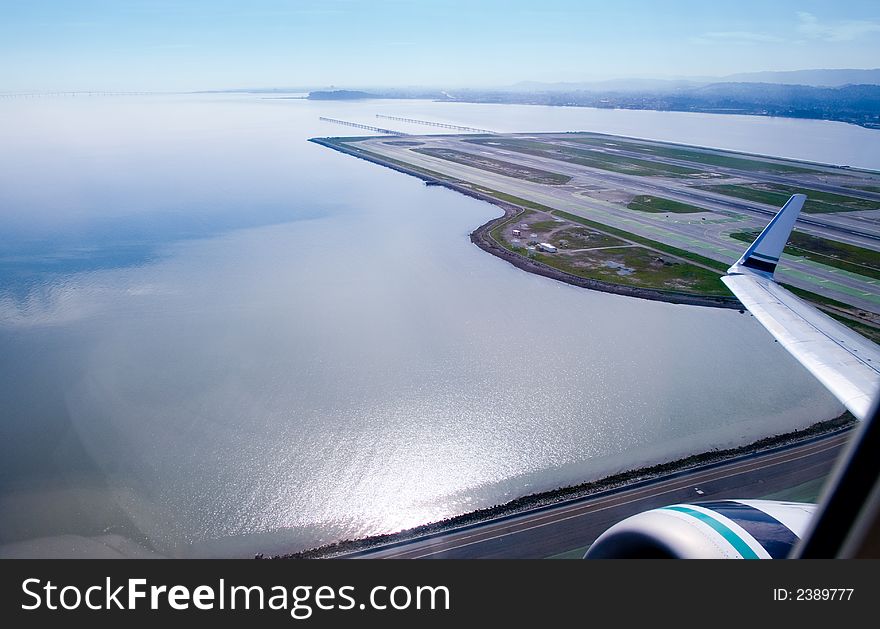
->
xmin=505 ymin=79 xmax=696 ymax=93
xmin=720 ymin=68 xmax=880 ymax=87
xmin=503 ymin=69 xmax=880 ymax=92
xmin=237 ymin=70 xmax=880 ymax=129
xmin=451 ymin=85 xmax=880 ymax=130
xmin=438 ymin=71 xmax=880 ymax=129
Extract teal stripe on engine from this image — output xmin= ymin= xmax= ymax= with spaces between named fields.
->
xmin=662 ymin=506 xmax=761 ymax=559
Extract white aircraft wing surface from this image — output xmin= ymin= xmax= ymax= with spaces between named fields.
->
xmin=723 ymin=194 xmax=880 ymax=420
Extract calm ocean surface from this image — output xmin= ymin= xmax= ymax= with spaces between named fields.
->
xmin=0 ymin=95 xmax=863 ymax=557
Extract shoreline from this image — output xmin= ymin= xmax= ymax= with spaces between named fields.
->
xmin=271 ymin=412 xmax=854 ymax=559
xmin=262 ymin=139 xmax=861 ymax=560
xmin=310 ymin=136 xmax=742 ymax=309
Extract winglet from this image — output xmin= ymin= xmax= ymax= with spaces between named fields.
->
xmin=728 ymin=194 xmax=806 ymax=278
xmin=722 ymin=191 xmax=880 ymax=421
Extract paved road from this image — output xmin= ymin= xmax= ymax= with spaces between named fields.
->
xmin=350 ymin=430 xmax=851 ymax=559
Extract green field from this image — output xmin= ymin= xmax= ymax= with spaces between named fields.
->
xmin=550 ymin=227 xmax=627 ymax=250
xmin=523 ymin=219 xmax=565 ymax=231
xmin=464 ymin=137 xmax=704 ymax=178
xmin=488 ymin=196 xmax=728 ymax=295
xmin=729 ymin=230 xmax=880 ymax=280
xmin=507 ymin=213 xmax=630 ymax=250
xmin=413 ymin=147 xmax=571 ymax=185
xmin=703 ymin=183 xmax=878 ymax=213
xmin=552 ymin=210 xmax=729 ymax=273
xmin=627 ymin=195 xmax=706 ymax=214
xmin=529 ymin=245 xmax=727 ymax=294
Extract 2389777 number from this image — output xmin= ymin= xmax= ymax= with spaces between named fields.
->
xmin=796 ymin=588 xmax=853 ymax=601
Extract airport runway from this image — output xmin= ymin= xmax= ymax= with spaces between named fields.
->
xmin=349 ymin=429 xmax=851 ymax=559
xmin=414 ymin=136 xmax=880 ymax=245
xmin=357 ymin=136 xmax=880 ymax=313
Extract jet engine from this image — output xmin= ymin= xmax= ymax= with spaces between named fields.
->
xmin=584 ymin=500 xmax=815 ymax=559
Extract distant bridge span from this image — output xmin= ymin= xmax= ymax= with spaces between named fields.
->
xmin=376 ymin=114 xmax=496 ymax=134
xmin=318 ymin=117 xmax=410 ymax=136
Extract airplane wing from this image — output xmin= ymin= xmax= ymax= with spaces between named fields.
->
xmin=722 ymin=194 xmax=880 ymax=420
xmin=585 ymin=194 xmax=879 ymax=560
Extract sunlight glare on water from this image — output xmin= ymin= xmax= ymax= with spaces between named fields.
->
xmin=0 ymin=95 xmax=850 ymax=557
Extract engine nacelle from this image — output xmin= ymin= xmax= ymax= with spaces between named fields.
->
xmin=584 ymin=500 xmax=815 ymax=559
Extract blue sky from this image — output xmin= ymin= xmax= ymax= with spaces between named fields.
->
xmin=1 ymin=0 xmax=879 ymax=91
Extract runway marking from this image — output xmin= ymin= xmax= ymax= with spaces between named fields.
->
xmin=366 ymin=434 xmax=848 ymax=559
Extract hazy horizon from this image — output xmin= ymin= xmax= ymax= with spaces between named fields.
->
xmin=2 ymin=1 xmax=879 ymax=92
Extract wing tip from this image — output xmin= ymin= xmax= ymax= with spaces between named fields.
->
xmin=728 ymin=193 xmax=806 ymax=279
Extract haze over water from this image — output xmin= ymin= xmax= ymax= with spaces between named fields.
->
xmin=0 ymin=95 xmax=857 ymax=557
